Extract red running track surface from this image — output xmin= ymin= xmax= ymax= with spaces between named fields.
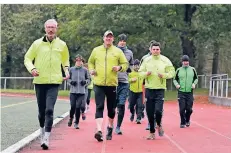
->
xmin=20 ymin=100 xmax=231 ymax=153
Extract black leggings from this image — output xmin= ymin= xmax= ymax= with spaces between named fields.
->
xmin=93 ymin=85 xmax=117 ymax=119
xmin=129 ymin=91 xmax=143 ymax=119
xmin=146 ymin=89 xmax=164 ymax=133
xmin=35 ymin=84 xmax=59 ymax=132
xmin=69 ymin=93 xmax=85 ymax=124
xmin=178 ymin=91 xmax=194 ymax=125
xmin=86 ymin=89 xmax=92 ymax=105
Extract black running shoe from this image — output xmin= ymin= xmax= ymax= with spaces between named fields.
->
xmin=94 ymin=131 xmax=103 ymax=142
xmin=106 ymin=127 xmax=113 ymax=140
xmin=68 ymin=118 xmax=73 ymax=127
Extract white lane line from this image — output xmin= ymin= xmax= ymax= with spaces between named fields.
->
xmin=170 ymin=111 xmax=231 ymax=140
xmin=191 ymin=121 xmax=231 ymax=140
xmin=101 ymin=118 xmax=108 ymax=153
xmin=164 ymin=133 xmax=188 ymax=153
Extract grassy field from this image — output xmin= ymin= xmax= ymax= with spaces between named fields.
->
xmin=1 ymin=88 xmax=209 ymax=101
xmin=164 ymin=88 xmax=209 ymax=101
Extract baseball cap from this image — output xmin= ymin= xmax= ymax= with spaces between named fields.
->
xmin=104 ymin=30 xmax=114 ymax=37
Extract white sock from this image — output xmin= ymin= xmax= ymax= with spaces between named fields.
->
xmin=40 ymin=127 xmax=45 ymax=135
xmin=96 ymin=118 xmax=103 ymax=132
xmin=44 ymin=132 xmax=50 ymax=139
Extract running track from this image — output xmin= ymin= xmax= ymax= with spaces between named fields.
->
xmin=20 ymin=99 xmax=231 ymax=153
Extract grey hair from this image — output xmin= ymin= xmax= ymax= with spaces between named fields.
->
xmin=44 ymin=19 xmax=58 ymax=28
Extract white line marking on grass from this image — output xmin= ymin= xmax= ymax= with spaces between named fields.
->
xmin=1 ymin=111 xmax=69 ymax=153
xmin=1 ymin=100 xmax=36 ymax=108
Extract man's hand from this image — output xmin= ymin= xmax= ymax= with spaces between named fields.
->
xmin=90 ymin=70 xmax=97 ymax=76
xmin=112 ymin=66 xmax=122 ymax=72
xmin=131 ymin=78 xmax=137 ymax=82
xmin=158 ymin=73 xmax=163 ymax=78
xmin=146 ymin=71 xmax=152 ymax=76
xmin=70 ymin=81 xmax=77 ymax=86
xmin=80 ymin=80 xmax=87 ymax=86
xmin=176 ymin=85 xmax=180 ymax=89
xmin=192 ymin=83 xmax=196 ymax=89
xmin=31 ymin=69 xmax=39 ymax=77
xmin=63 ymin=75 xmax=70 ymax=80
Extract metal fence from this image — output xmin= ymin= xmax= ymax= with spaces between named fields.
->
xmin=1 ymin=74 xmax=218 ymax=91
xmin=209 ymin=74 xmax=231 ymax=98
xmin=0 ymin=77 xmax=67 ymax=90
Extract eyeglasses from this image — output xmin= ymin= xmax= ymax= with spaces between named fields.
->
xmin=46 ymin=26 xmax=57 ymax=29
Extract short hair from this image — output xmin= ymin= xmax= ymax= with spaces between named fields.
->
xmin=44 ymin=19 xmax=58 ymax=28
xmin=150 ymin=41 xmax=161 ymax=49
xmin=82 ymin=58 xmax=86 ymax=63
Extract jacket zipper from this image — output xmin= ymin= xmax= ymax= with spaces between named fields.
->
xmin=50 ymin=42 xmax=52 ymax=83
xmin=185 ymin=68 xmax=187 ymax=92
xmin=105 ymin=48 xmax=108 ymax=85
xmin=77 ymin=69 xmax=79 ymax=93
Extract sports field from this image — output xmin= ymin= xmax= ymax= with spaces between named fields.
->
xmin=1 ymin=93 xmax=231 ymax=153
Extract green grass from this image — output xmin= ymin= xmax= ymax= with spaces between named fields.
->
xmin=1 ymin=88 xmax=209 ymax=101
xmin=1 ymin=89 xmax=36 ymax=94
xmin=0 ymin=89 xmax=92 ymax=97
xmin=165 ymin=88 xmax=209 ymax=101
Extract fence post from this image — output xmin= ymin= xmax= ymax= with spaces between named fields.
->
xmin=226 ymin=80 xmax=228 ymax=98
xmin=209 ymin=79 xmax=212 ymax=96
xmin=4 ymin=78 xmax=7 ymax=90
xmin=205 ymin=75 xmax=207 ymax=89
xmin=212 ymin=80 xmax=215 ymax=97
xmin=221 ymin=80 xmax=224 ymax=97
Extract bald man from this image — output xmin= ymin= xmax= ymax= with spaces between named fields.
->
xmin=24 ymin=19 xmax=70 ymax=150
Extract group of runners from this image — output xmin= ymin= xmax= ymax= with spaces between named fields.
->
xmin=24 ymin=19 xmax=198 ymax=150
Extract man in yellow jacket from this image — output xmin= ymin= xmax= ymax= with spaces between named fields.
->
xmin=88 ymin=30 xmax=128 ymax=142
xmin=24 ymin=19 xmax=70 ymax=150
xmin=139 ymin=41 xmax=175 ymax=140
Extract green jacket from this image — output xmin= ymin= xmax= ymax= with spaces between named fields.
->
xmin=139 ymin=54 xmax=175 ymax=89
xmin=173 ymin=66 xmax=198 ymax=92
xmin=128 ymin=71 xmax=144 ymax=93
xmin=24 ymin=36 xmax=70 ymax=84
xmin=88 ymin=44 xmax=128 ymax=86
